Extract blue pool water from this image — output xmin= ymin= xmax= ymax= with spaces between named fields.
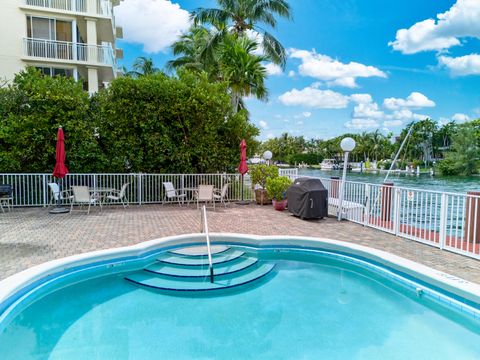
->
xmin=0 ymin=248 xmax=479 ymax=359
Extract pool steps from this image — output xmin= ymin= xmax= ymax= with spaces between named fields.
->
xmin=124 ymin=247 xmax=275 ymax=292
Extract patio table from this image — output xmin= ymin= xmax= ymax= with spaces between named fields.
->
xmin=89 ymin=187 xmax=115 ymax=205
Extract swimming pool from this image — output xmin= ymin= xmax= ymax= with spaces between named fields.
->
xmin=0 ymin=234 xmax=479 ymax=359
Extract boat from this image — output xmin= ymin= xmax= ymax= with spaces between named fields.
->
xmin=320 ymin=159 xmax=338 ymax=170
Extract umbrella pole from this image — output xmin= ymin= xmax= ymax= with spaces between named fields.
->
xmin=50 ymin=177 xmax=69 ymax=214
xmin=236 ymin=174 xmax=249 ymax=205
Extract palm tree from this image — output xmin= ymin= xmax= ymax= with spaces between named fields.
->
xmin=191 ymin=0 xmax=292 ymax=67
xmin=127 ymin=57 xmax=161 ymax=77
xmin=219 ymin=35 xmax=268 ymax=111
xmin=167 ymin=26 xmax=220 ymax=77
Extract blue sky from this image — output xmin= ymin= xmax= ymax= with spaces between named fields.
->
xmin=115 ymin=0 xmax=480 ymax=140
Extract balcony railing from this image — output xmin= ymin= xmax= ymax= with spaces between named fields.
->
xmin=24 ymin=0 xmax=112 ymax=17
xmin=23 ymin=38 xmax=115 ymax=67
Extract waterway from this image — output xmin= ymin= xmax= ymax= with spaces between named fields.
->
xmin=297 ymin=169 xmax=479 ymax=194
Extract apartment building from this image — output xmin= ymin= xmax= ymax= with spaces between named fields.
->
xmin=0 ymin=0 xmax=124 ymax=93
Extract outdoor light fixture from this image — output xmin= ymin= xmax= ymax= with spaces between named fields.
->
xmin=338 ymin=137 xmax=356 ymax=221
xmin=263 ymin=150 xmax=272 ymax=165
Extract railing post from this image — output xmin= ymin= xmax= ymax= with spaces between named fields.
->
xmin=42 ymin=174 xmax=47 ymax=207
xmin=364 ymin=184 xmax=370 ymax=227
xmin=138 ymin=173 xmax=142 ymax=205
xmin=393 ymin=188 xmax=401 ymax=236
xmin=439 ymin=193 xmax=448 ymax=250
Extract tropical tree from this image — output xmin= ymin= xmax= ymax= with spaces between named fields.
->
xmin=127 ymin=57 xmax=161 ymax=77
xmin=438 ymin=123 xmax=479 ymax=176
xmin=191 ymin=0 xmax=292 ymax=67
xmin=219 ymin=35 xmax=268 ymax=111
xmin=167 ymin=26 xmax=221 ymax=77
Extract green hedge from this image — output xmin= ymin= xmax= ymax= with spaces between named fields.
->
xmin=0 ymin=68 xmax=259 ymax=173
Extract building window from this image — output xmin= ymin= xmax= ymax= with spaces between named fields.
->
xmin=26 ymin=16 xmax=72 ymax=42
xmin=35 ymin=66 xmax=74 ymax=78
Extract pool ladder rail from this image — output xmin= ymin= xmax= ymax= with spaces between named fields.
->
xmin=124 ymin=207 xmax=276 ymax=292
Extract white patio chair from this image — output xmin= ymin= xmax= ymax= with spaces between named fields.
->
xmin=48 ymin=182 xmax=73 ymax=206
xmin=70 ymin=186 xmax=101 ymax=214
xmin=213 ymin=183 xmax=229 ymax=207
xmin=163 ymin=182 xmax=187 ymax=205
xmin=197 ymin=185 xmax=215 ymax=211
xmin=0 ymin=185 xmax=13 ymax=213
xmin=105 ymin=182 xmax=130 ymax=208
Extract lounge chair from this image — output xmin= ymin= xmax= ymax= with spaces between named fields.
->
xmin=0 ymin=184 xmax=13 ymax=213
xmin=48 ymin=182 xmax=73 ymax=206
xmin=213 ymin=183 xmax=229 ymax=207
xmin=70 ymin=186 xmax=101 ymax=214
xmin=105 ymin=182 xmax=130 ymax=208
xmin=163 ymin=182 xmax=187 ymax=205
xmin=197 ymin=185 xmax=215 ymax=211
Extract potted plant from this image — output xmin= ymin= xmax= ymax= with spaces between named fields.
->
xmin=266 ymin=176 xmax=292 ymax=211
xmin=249 ymin=164 xmax=278 ymax=205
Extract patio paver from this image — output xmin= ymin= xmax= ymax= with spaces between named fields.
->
xmin=1 ymin=203 xmax=479 ymax=284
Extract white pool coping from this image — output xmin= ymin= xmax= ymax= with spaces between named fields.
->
xmin=1 ymin=233 xmax=480 ymax=313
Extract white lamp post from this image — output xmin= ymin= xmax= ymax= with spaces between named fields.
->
xmin=263 ymin=150 xmax=272 ymax=165
xmin=338 ymin=137 xmax=356 ymax=221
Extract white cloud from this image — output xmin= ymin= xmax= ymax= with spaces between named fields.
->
xmin=389 ymin=0 xmax=480 ymax=54
xmin=383 ymin=120 xmax=403 ymax=127
xmin=264 ymin=63 xmax=283 ymax=76
xmin=350 ymin=93 xmax=373 ymax=104
xmin=278 ymin=87 xmax=350 ymax=109
xmin=288 ymin=70 xmax=296 ymax=77
xmin=302 ymin=112 xmax=312 ymax=118
xmin=289 ymin=49 xmax=386 ymax=88
xmin=116 ymin=0 xmax=190 ymax=53
xmin=296 ymin=120 xmax=304 ymax=125
xmin=438 ymin=54 xmax=480 ymax=76
xmin=383 ymin=92 xmax=435 ymax=110
xmin=352 ymin=102 xmax=384 ymax=119
xmin=345 ymin=119 xmax=380 ymax=129
xmin=452 ymin=113 xmax=470 ymax=122
xmin=440 ymin=113 xmax=470 ymax=125
xmin=266 ymin=133 xmax=275 ymax=139
xmin=259 ymin=120 xmax=269 ymax=129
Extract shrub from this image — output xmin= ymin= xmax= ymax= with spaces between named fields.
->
xmin=249 ymin=164 xmax=278 ymax=189
xmin=266 ymin=176 xmax=292 ymax=200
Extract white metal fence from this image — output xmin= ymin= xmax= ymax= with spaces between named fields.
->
xmin=0 ymin=173 xmax=255 ymax=207
xmin=2 ymin=169 xmax=479 ymax=260
xmin=294 ymin=175 xmax=480 ymax=260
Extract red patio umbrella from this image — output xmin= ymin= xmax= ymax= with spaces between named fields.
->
xmin=50 ymin=126 xmax=69 ymax=213
xmin=238 ymin=139 xmax=248 ymax=175
xmin=53 ymin=127 xmax=68 ymax=179
xmin=238 ymin=139 xmax=249 ymax=204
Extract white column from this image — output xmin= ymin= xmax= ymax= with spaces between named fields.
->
xmin=72 ymin=19 xmax=77 ymax=60
xmin=73 ymin=67 xmax=78 ymax=81
xmin=87 ymin=66 xmax=98 ymax=94
xmin=85 ymin=18 xmax=98 ymax=93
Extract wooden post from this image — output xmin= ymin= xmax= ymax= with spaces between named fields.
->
xmin=381 ymin=182 xmax=394 ymax=223
xmin=330 ymin=176 xmax=340 ymax=198
xmin=464 ymin=191 xmax=480 ymax=243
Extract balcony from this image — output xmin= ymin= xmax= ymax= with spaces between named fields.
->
xmin=24 ymin=0 xmax=112 ymax=17
xmin=23 ymin=38 xmax=115 ymax=67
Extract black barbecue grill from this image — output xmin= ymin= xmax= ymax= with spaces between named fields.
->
xmin=287 ymin=178 xmax=328 ymax=219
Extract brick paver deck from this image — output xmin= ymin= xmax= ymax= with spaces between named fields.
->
xmin=1 ymin=203 xmax=480 ymax=284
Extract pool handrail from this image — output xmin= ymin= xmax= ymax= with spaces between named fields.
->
xmin=200 ymin=205 xmax=214 ymax=283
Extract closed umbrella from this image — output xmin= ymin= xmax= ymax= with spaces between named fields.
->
xmin=50 ymin=126 xmax=69 ymax=214
xmin=237 ymin=139 xmax=249 ymax=205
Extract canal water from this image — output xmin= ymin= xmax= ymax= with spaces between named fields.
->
xmin=297 ymin=169 xmax=480 ymax=194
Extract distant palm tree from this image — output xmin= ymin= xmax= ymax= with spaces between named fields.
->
xmin=127 ymin=57 xmax=161 ymax=77
xmin=191 ymin=0 xmax=292 ymax=67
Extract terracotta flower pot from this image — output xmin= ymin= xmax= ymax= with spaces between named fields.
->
xmin=272 ymin=199 xmax=287 ymax=211
xmin=255 ymin=189 xmax=272 ymax=205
